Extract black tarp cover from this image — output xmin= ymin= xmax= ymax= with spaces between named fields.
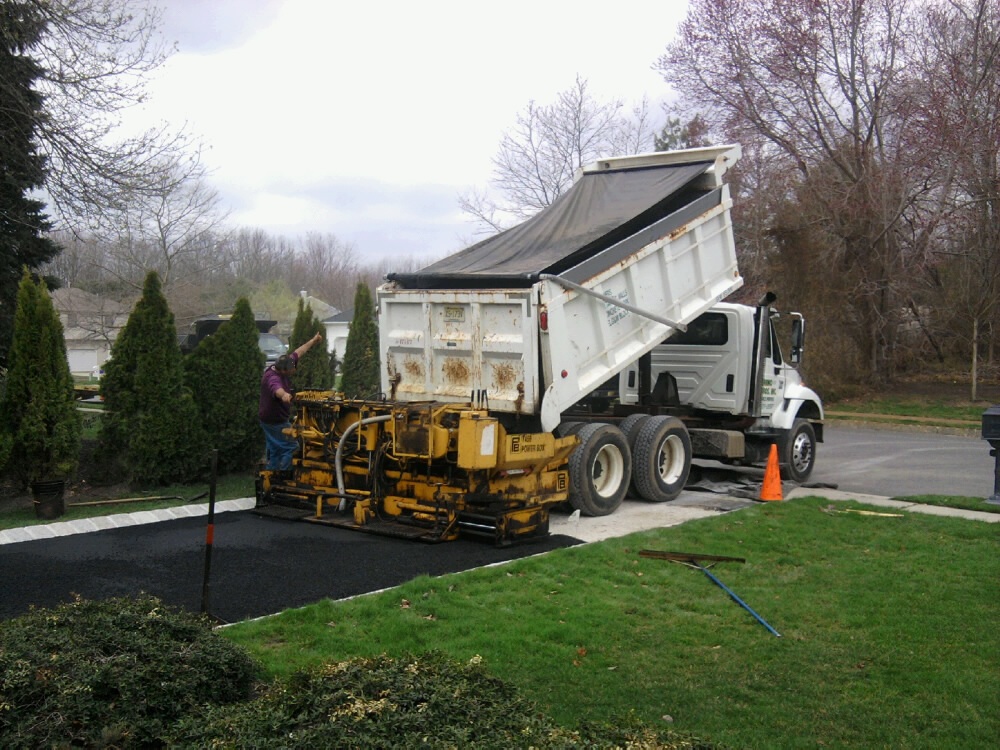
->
xmin=388 ymin=160 xmax=713 ymax=289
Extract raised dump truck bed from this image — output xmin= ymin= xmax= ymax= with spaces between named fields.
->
xmin=380 ymin=145 xmax=744 ymax=431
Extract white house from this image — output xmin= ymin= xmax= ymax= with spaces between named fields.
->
xmin=323 ymin=309 xmax=352 ymax=371
xmin=51 ymin=288 xmax=132 ymax=377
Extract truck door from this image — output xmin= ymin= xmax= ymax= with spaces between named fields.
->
xmin=620 ymin=307 xmax=750 ymax=414
xmin=756 ymin=318 xmax=786 ymax=418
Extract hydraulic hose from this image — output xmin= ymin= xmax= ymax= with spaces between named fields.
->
xmin=337 ymin=415 xmax=392 ymax=510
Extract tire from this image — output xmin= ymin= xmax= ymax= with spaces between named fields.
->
xmin=618 ymin=414 xmax=650 ymax=448
xmin=780 ymin=418 xmax=816 ymax=482
xmin=618 ymin=414 xmax=650 ymax=498
xmin=632 ymin=415 xmax=691 ymax=502
xmin=567 ymin=423 xmax=632 ymax=517
xmin=556 ymin=421 xmax=586 ymax=438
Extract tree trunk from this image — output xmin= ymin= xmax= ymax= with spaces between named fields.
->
xmin=971 ymin=317 xmax=978 ymax=402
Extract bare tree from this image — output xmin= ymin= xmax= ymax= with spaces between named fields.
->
xmin=915 ymin=0 xmax=1000 ymax=398
xmin=24 ymin=0 xmax=199 ymax=231
xmin=460 ymin=75 xmax=658 ymax=235
xmin=657 ymin=0 xmax=941 ymax=384
xmin=289 ymin=233 xmax=361 ymax=312
xmin=88 ymin=160 xmax=228 ymax=292
xmin=223 ymin=228 xmax=291 ymax=284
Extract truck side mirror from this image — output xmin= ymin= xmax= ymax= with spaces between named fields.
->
xmin=790 ymin=315 xmax=805 ymax=364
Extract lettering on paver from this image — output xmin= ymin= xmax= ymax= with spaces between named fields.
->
xmin=511 ymin=433 xmax=548 ymax=455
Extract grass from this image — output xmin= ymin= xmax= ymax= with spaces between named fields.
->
xmin=220 ymin=497 xmax=1000 ymax=749
xmin=0 ymin=472 xmax=255 ymax=531
xmin=825 ymin=395 xmax=986 ymax=428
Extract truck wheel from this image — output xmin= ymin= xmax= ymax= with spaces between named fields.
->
xmin=618 ymin=414 xmax=649 ymax=498
xmin=618 ymin=414 xmax=650 ymax=447
xmin=556 ymin=421 xmax=585 ymax=438
xmin=780 ymin=419 xmax=816 ymax=482
xmin=632 ymin=415 xmax=691 ymax=502
xmin=568 ymin=423 xmax=631 ymax=517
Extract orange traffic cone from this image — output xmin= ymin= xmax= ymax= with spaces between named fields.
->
xmin=759 ymin=444 xmax=783 ymax=502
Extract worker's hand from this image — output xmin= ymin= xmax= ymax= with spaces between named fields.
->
xmin=313 ymin=333 xmax=323 ymax=344
xmin=281 ymin=392 xmax=293 ymax=404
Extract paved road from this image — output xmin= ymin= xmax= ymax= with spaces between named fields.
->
xmin=810 ymin=424 xmax=995 ymax=499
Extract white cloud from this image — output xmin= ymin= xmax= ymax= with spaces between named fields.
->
xmin=129 ymin=0 xmax=687 ymax=263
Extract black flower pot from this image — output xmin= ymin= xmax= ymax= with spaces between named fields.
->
xmin=31 ymin=479 xmax=67 ymax=520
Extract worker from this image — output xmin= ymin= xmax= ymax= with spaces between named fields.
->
xmin=259 ymin=332 xmax=324 ymax=472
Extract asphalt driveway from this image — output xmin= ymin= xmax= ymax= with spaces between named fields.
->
xmin=0 ymin=511 xmax=579 ymax=624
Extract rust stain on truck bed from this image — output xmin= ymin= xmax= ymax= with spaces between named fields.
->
xmin=491 ymin=361 xmax=517 ymax=391
xmin=403 ymin=357 xmax=424 ymax=379
xmin=442 ymin=358 xmax=471 ymax=385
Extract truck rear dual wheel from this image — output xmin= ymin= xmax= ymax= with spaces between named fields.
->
xmin=631 ymin=415 xmax=692 ymax=503
xmin=618 ymin=414 xmax=650 ymax=498
xmin=568 ymin=423 xmax=632 ymax=517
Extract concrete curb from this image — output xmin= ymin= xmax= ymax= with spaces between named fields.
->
xmin=784 ymin=487 xmax=1000 ymax=523
xmin=0 ymin=498 xmax=257 ymax=546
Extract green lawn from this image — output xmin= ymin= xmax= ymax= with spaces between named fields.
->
xmin=221 ymin=498 xmax=1000 ymax=749
xmin=825 ymin=395 xmax=987 ymax=428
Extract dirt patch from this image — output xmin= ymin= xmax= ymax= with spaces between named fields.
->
xmin=0 ymin=438 xmax=132 ymax=514
xmin=0 ymin=477 xmax=133 ymax=515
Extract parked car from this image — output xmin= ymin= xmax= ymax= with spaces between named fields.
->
xmin=259 ymin=332 xmax=287 ymax=366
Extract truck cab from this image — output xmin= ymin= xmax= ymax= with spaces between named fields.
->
xmin=618 ymin=299 xmax=824 ymax=481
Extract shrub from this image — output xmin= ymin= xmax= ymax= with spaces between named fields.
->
xmin=0 ymin=595 xmax=259 ymax=748
xmin=340 ymin=282 xmax=380 ymax=398
xmin=184 ymin=298 xmax=263 ymax=472
xmin=98 ymin=272 xmax=206 ymax=485
xmin=172 ymin=651 xmax=716 ymax=749
xmin=0 ymin=270 xmax=81 ymax=486
xmin=290 ymin=298 xmax=333 ymax=390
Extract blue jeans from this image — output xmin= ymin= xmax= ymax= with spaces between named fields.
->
xmin=261 ymin=421 xmax=296 ymax=470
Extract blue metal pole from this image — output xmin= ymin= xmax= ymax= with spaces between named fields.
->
xmin=697 ymin=563 xmax=781 ymax=638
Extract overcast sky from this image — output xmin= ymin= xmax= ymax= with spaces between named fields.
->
xmin=134 ymin=0 xmax=689 ymax=266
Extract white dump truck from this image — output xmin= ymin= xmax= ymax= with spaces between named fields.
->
xmin=256 ymin=144 xmax=823 ymax=543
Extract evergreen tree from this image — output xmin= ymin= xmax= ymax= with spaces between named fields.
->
xmin=340 ymin=282 xmax=380 ymax=398
xmin=98 ymin=272 xmax=205 ymax=485
xmin=290 ymin=299 xmax=333 ymax=390
xmin=184 ymin=298 xmax=263 ymax=472
xmin=0 ymin=3 xmax=62 ymax=366
xmin=0 ymin=269 xmax=80 ymax=487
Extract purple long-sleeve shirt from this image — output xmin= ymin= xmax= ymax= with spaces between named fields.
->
xmin=258 ymin=353 xmax=298 ymax=424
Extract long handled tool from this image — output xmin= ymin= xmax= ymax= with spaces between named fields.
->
xmin=693 ymin=562 xmax=781 ymax=637
xmin=640 ymin=550 xmax=782 ymax=638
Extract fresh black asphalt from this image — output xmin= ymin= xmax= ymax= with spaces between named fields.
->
xmin=0 ymin=511 xmax=581 ymax=624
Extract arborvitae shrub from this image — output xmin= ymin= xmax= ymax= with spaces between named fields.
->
xmin=98 ymin=272 xmax=206 ymax=485
xmin=184 ymin=298 xmax=263 ymax=472
xmin=0 ymin=270 xmax=81 ymax=486
xmin=290 ymin=298 xmax=333 ymax=390
xmin=340 ymin=282 xmax=380 ymax=398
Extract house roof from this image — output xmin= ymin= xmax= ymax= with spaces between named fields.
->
xmin=299 ymin=294 xmax=339 ymax=321
xmin=323 ymin=308 xmax=353 ymax=324
xmin=51 ymin=287 xmax=132 ymax=315
xmin=51 ymin=287 xmax=132 ymax=344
